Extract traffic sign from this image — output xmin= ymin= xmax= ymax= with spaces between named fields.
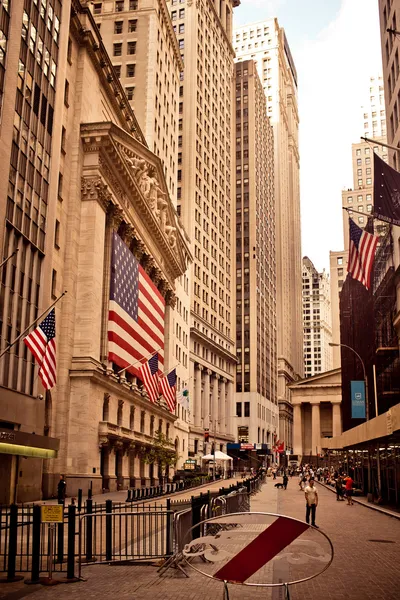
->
xmin=41 ymin=505 xmax=64 ymax=523
xmin=182 ymin=512 xmax=333 ymax=588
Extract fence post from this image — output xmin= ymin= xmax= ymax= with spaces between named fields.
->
xmin=57 ymin=505 xmax=64 ymax=563
xmin=78 ymin=489 xmax=82 ymax=512
xmin=85 ymin=499 xmax=93 ymax=562
xmin=105 ymin=500 xmax=112 ymax=562
xmin=0 ymin=505 xmax=23 ymax=583
xmin=24 ymin=505 xmax=41 ymax=585
xmin=65 ymin=505 xmax=79 ymax=582
xmin=165 ymin=499 xmax=172 ymax=556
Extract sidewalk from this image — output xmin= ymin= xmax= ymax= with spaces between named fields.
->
xmin=316 ymin=480 xmax=400 ymax=520
xmin=1 ymin=476 xmax=400 ymax=600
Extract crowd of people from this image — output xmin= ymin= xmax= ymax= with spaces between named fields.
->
xmin=264 ymin=463 xmax=356 ymax=528
xmin=296 ymin=464 xmax=355 ymax=506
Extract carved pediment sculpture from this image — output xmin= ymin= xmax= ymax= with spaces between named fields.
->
xmin=123 ymin=149 xmax=178 ymax=252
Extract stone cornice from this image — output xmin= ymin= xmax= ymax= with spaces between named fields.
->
xmin=70 ymin=359 xmax=177 ymax=421
xmin=190 ymin=326 xmax=237 ymax=364
xmin=70 ymin=0 xmax=146 ymax=145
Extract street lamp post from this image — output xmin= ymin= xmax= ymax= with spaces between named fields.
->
xmin=329 ymin=342 xmax=369 ymax=421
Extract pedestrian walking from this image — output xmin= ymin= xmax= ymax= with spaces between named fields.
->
xmin=304 ymin=478 xmax=319 ymax=527
xmin=57 ymin=474 xmax=66 ymax=504
xmin=335 ymin=475 xmax=345 ymax=501
xmin=272 ymin=467 xmax=277 ymax=480
xmin=344 ymin=474 xmax=354 ymax=505
xmin=283 ymin=473 xmax=288 ymax=490
xmin=316 ymin=467 xmax=322 ymax=482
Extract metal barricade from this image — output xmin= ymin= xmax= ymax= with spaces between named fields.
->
xmin=78 ymin=509 xmax=174 ymax=578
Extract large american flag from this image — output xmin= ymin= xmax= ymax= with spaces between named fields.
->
xmin=24 ymin=309 xmax=56 ymax=389
xmin=160 ymin=368 xmax=176 ymax=413
xmin=108 ymin=232 xmax=165 ymax=377
xmin=347 ymin=218 xmax=378 ymax=290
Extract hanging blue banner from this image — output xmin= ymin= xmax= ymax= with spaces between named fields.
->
xmin=351 ymin=380 xmax=366 ymax=418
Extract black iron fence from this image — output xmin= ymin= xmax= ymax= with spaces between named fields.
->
xmin=0 ymin=475 xmax=264 ymax=582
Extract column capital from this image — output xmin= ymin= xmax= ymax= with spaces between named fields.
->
xmin=107 ymin=203 xmax=124 ymax=230
xmin=213 ymin=373 xmax=220 ymax=380
xmin=205 ymin=368 xmax=212 ymax=376
xmin=222 ymin=377 xmax=227 ymax=384
xmin=196 ymin=364 xmax=204 ymax=372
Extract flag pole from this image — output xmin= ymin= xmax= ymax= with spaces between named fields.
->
xmin=342 ymin=207 xmax=373 ymax=219
xmin=0 ymin=291 xmax=67 ymax=360
xmin=361 ymin=136 xmax=400 ymax=154
xmin=0 ymin=249 xmax=19 ymax=271
xmin=116 ymin=348 xmax=161 ymax=375
xmin=160 ymin=363 xmax=179 ymax=376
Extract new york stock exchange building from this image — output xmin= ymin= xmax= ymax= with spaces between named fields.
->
xmin=0 ymin=1 xmax=190 ymax=502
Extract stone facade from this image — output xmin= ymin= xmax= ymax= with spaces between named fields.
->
xmin=290 ymin=368 xmax=342 ymax=463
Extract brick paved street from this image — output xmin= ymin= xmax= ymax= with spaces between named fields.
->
xmin=1 ymin=475 xmax=400 ymax=600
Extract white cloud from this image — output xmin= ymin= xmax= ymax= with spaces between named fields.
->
xmin=298 ymin=0 xmax=382 ymax=271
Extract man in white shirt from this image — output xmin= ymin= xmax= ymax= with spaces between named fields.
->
xmin=304 ymin=478 xmax=319 ymax=528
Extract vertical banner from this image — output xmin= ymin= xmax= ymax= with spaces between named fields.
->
xmin=351 ymin=380 xmax=366 ymax=418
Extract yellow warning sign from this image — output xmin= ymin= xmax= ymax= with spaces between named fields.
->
xmin=41 ymin=504 xmax=64 ymax=523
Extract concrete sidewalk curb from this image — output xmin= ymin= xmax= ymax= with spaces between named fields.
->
xmin=316 ymin=480 xmax=400 ymax=520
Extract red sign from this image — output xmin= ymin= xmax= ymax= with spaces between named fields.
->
xmin=240 ymin=443 xmax=254 ymax=450
xmin=214 ymin=517 xmax=309 ymax=583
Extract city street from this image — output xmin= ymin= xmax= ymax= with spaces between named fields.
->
xmin=1 ymin=476 xmax=399 ymax=600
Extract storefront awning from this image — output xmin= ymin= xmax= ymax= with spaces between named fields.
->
xmin=0 ymin=429 xmax=59 ymax=458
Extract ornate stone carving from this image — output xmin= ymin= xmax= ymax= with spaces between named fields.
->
xmin=165 ymin=287 xmax=176 ymax=308
xmin=158 ymin=279 xmax=168 ymax=296
xmin=107 ymin=204 xmax=124 ymax=230
xmin=113 ymin=440 xmax=124 ymax=451
xmin=125 ymin=153 xmax=148 ymax=184
xmin=99 ymin=435 xmax=109 ymax=449
xmin=122 ymin=224 xmax=136 ymax=246
xmin=81 ymin=176 xmax=112 ymax=211
xmin=132 ymin=239 xmax=147 ymax=261
xmin=164 ymin=224 xmax=177 ymax=249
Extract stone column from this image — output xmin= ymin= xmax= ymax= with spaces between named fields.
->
xmin=225 ymin=379 xmax=232 ymax=436
xmin=220 ymin=378 xmax=227 ymax=434
xmin=194 ymin=365 xmax=203 ymax=428
xmin=121 ymin=446 xmax=130 ymax=490
xmin=203 ymin=369 xmax=211 ymax=429
xmin=332 ymin=402 xmax=342 ymax=438
xmin=129 ymin=449 xmax=141 ymax=487
xmin=293 ymin=404 xmax=302 ymax=456
xmin=212 ymin=374 xmax=220 ymax=434
xmin=108 ymin=443 xmax=118 ymax=492
xmin=311 ymin=403 xmax=321 ymax=456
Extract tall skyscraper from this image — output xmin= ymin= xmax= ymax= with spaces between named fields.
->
xmin=234 ymin=60 xmax=277 ymax=450
xmin=233 ymin=19 xmax=303 ymax=450
xmin=302 ymin=257 xmax=332 ymax=378
xmin=174 ymin=0 xmax=238 ymax=459
xmin=0 ymin=0 xmax=64 ymax=503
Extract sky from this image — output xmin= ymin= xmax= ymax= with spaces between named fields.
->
xmin=233 ymin=0 xmax=383 ymax=272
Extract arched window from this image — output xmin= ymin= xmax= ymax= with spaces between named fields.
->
xmin=117 ymin=400 xmax=124 ymax=426
xmin=103 ymin=393 xmax=110 ymax=421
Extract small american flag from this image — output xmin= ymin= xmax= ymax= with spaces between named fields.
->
xmin=24 ymin=309 xmax=56 ymax=390
xmin=138 ymin=353 xmax=159 ymax=403
xmin=160 ymin=368 xmax=176 ymax=412
xmin=347 ymin=218 xmax=378 ymax=290
xmin=108 ymin=232 xmax=165 ymax=376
